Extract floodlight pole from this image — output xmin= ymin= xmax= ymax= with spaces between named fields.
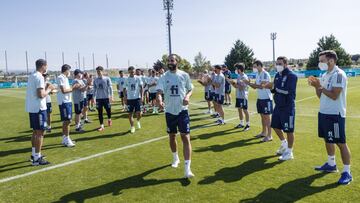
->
xmin=163 ymin=0 xmax=174 ymax=55
xmin=271 ymin=32 xmax=277 ymax=67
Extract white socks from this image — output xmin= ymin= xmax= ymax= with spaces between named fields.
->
xmin=173 ymin=152 xmax=179 ymax=161
xmin=185 ymin=160 xmax=191 ymax=171
xmin=240 ymin=120 xmax=244 ymax=125
xmin=246 ymin=121 xmax=250 ymax=126
xmin=328 ymin=155 xmax=336 ymax=166
xmin=343 ymin=165 xmax=351 ymax=173
xmin=32 ymin=147 xmax=36 ymax=157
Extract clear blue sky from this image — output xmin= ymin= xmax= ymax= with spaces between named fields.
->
xmin=0 ymin=0 xmax=359 ymax=71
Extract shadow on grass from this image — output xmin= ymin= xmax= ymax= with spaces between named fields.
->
xmin=192 ymin=128 xmax=239 ymax=140
xmin=194 ymin=137 xmax=260 ymax=153
xmin=240 ymin=173 xmax=338 ymax=202
xmin=198 ymin=155 xmax=280 ymax=185
xmin=74 ymin=131 xmax=129 ymax=142
xmin=56 ymin=164 xmax=191 ymax=203
xmin=0 ymin=143 xmax=63 ymax=158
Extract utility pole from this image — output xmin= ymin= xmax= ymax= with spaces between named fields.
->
xmin=25 ymin=51 xmax=29 ymax=74
xmin=62 ymin=52 xmax=65 ymax=64
xmin=92 ymin=53 xmax=95 ymax=72
xmin=163 ymin=0 xmax=174 ymax=55
xmin=270 ymin=32 xmax=277 ymax=68
xmin=106 ymin=54 xmax=109 ymax=69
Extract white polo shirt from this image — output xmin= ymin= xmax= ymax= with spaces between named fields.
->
xmin=319 ymin=66 xmax=347 ymax=117
xmin=255 ymin=70 xmax=273 ymax=100
xmin=25 ymin=71 xmax=47 ymax=113
xmin=56 ymin=74 xmax=72 ymax=105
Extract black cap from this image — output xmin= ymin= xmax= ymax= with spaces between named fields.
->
xmin=61 ymin=64 xmax=71 ymax=73
xmin=74 ymin=69 xmax=83 ymax=76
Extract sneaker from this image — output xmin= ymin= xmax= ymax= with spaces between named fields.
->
xmin=279 ymin=151 xmax=294 ymax=161
xmin=255 ymin=133 xmax=266 ymax=138
xmin=338 ymin=172 xmax=353 ymax=185
xmin=276 ymin=144 xmax=287 ymax=155
xmin=130 ymin=126 xmax=136 ymax=134
xmin=214 ymin=119 xmax=221 ymax=123
xmin=75 ymin=126 xmax=84 ymax=132
xmin=108 ymin=119 xmax=112 ymax=127
xmin=217 ymin=120 xmax=225 ymax=125
xmin=84 ymin=119 xmax=91 ymax=123
xmin=171 ymin=159 xmax=180 ymax=168
xmin=235 ymin=124 xmax=245 ymax=128
xmin=97 ymin=127 xmax=105 ymax=132
xmin=204 ymin=110 xmax=212 ymax=114
xmin=64 ymin=139 xmax=76 ymax=147
xmin=32 ymin=157 xmax=50 ymax=166
xmin=243 ymin=125 xmax=250 ymax=131
xmin=262 ymin=136 xmax=273 ymax=142
xmin=137 ymin=122 xmax=141 ymax=129
xmin=185 ymin=170 xmax=195 ymax=178
xmin=30 ymin=155 xmax=46 ymax=162
xmin=211 ymin=113 xmax=220 ymax=118
xmin=315 ymin=163 xmax=338 ymax=173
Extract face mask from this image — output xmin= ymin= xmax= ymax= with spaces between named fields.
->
xmin=168 ymin=64 xmax=177 ymax=71
xmin=276 ymin=65 xmax=284 ymax=73
xmin=253 ymin=68 xmax=258 ymax=73
xmin=318 ymin=62 xmax=328 ymax=71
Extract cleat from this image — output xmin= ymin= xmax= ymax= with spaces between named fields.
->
xmin=243 ymin=125 xmax=250 ymax=131
xmin=338 ymin=172 xmax=353 ymax=185
xmin=32 ymin=157 xmax=50 ymax=166
xmin=75 ymin=127 xmax=84 ymax=132
xmin=278 ymin=151 xmax=294 ymax=161
xmin=130 ymin=126 xmax=136 ymax=134
xmin=262 ymin=136 xmax=273 ymax=142
xmin=136 ymin=122 xmax=141 ymax=129
xmin=315 ymin=162 xmax=338 ymax=173
xmin=108 ymin=119 xmax=112 ymax=127
xmin=171 ymin=159 xmax=180 ymax=168
xmin=276 ymin=143 xmax=287 ymax=155
xmin=255 ymin=133 xmax=265 ymax=138
xmin=97 ymin=127 xmax=105 ymax=132
xmin=235 ymin=124 xmax=245 ymax=129
xmin=184 ymin=170 xmax=195 ymax=178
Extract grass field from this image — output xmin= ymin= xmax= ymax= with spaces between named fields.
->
xmin=0 ymin=78 xmax=360 ymax=202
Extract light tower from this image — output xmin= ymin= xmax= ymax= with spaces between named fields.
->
xmin=163 ymin=0 xmax=174 ymax=55
xmin=270 ymin=32 xmax=277 ymax=67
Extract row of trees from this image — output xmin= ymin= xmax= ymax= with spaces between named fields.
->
xmin=152 ymin=34 xmax=354 ymax=73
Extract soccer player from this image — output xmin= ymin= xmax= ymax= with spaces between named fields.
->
xmin=72 ymin=69 xmax=87 ymax=132
xmin=116 ymin=70 xmax=127 ymax=111
xmin=44 ymin=73 xmax=53 ymax=133
xmin=147 ymin=69 xmax=159 ymax=114
xmin=82 ymin=72 xmax=91 ymax=123
xmin=123 ymin=66 xmax=144 ymax=133
xmin=308 ymin=50 xmax=352 ymax=185
xmin=156 ymin=54 xmax=194 ymax=178
xmin=209 ymin=69 xmax=219 ymax=118
xmin=86 ymin=74 xmax=96 ymax=112
xmin=26 ymin=59 xmax=55 ymax=165
xmin=197 ymin=70 xmax=212 ymax=114
xmin=212 ymin=65 xmax=226 ymax=125
xmin=245 ymin=60 xmax=273 ymax=142
xmin=57 ymin=64 xmax=76 ymax=147
xmin=228 ymin=63 xmax=250 ymax=131
xmin=222 ymin=65 xmax=232 ymax=105
xmin=263 ymin=56 xmax=297 ymax=160
xmin=93 ymin=66 xmax=113 ymax=132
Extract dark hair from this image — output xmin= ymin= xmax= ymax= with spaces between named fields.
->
xmin=214 ymin=65 xmax=222 ymax=69
xmin=168 ymin=54 xmax=179 ymax=62
xmin=96 ymin=66 xmax=104 ymax=71
xmin=234 ymin=63 xmax=245 ymax=72
xmin=319 ymin=50 xmax=338 ymax=61
xmin=36 ymin=59 xmax=47 ymax=70
xmin=276 ymin=56 xmax=288 ymax=64
xmin=253 ymin=60 xmax=263 ymax=67
xmin=61 ymin=64 xmax=71 ymax=73
xmin=128 ymin=66 xmax=135 ymax=71
xmin=221 ymin=64 xmax=227 ymax=69
xmin=135 ymin=68 xmax=141 ymax=72
xmin=119 ymin=70 xmax=123 ymax=74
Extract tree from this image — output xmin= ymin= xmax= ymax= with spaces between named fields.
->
xmin=160 ymin=54 xmax=193 ymax=73
xmin=307 ymin=34 xmax=352 ymax=70
xmin=224 ymin=40 xmax=255 ymax=71
xmin=193 ymin=52 xmax=212 ymax=73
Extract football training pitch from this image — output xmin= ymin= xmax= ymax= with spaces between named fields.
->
xmin=0 ymin=78 xmax=359 ymax=202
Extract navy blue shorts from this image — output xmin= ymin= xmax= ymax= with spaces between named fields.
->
xmin=74 ymin=101 xmax=84 ymax=115
xmin=46 ymin=103 xmax=52 ymax=114
xmin=205 ymin=91 xmax=212 ymax=101
xmin=29 ymin=110 xmax=48 ymax=130
xmin=225 ymin=85 xmax=231 ymax=94
xmin=96 ymin=98 xmax=111 ymax=110
xmin=215 ymin=94 xmax=224 ymax=105
xmin=235 ymin=98 xmax=248 ymax=110
xmin=318 ymin=113 xmax=346 ymax=143
xmin=271 ymin=107 xmax=295 ymax=133
xmin=83 ymin=98 xmax=88 ymax=107
xmin=256 ymin=99 xmax=273 ymax=115
xmin=127 ymin=98 xmax=141 ymax=113
xmin=59 ymin=102 xmax=72 ymax=121
xmin=149 ymin=93 xmax=157 ymax=101
xmin=118 ymin=91 xmax=124 ymax=98
xmin=209 ymin=92 xmax=215 ymax=101
xmin=165 ymin=110 xmax=190 ymax=134
xmin=86 ymin=94 xmax=93 ymax=101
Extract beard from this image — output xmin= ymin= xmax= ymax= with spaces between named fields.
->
xmin=168 ymin=64 xmax=177 ymax=71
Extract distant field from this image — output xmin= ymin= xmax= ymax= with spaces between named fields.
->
xmin=0 ymin=78 xmax=359 ymax=202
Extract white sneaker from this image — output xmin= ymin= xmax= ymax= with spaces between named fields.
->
xmin=137 ymin=122 xmax=141 ymax=129
xmin=185 ymin=170 xmax=195 ymax=178
xmin=130 ymin=126 xmax=136 ymax=134
xmin=276 ymin=144 xmax=287 ymax=155
xmin=279 ymin=151 xmax=294 ymax=161
xmin=171 ymin=159 xmax=180 ymax=168
xmin=64 ymin=139 xmax=76 ymax=147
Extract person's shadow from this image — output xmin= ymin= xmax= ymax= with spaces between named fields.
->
xmin=198 ymin=155 xmax=280 ymax=185
xmin=194 ymin=137 xmax=260 ymax=153
xmin=56 ymin=164 xmax=190 ymax=203
xmin=240 ymin=173 xmax=338 ymax=202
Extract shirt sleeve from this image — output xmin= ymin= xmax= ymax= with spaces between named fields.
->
xmin=332 ymin=72 xmax=346 ymax=89
xmin=58 ymin=76 xmax=65 ymax=87
xmin=36 ymin=75 xmax=45 ymax=89
xmin=138 ymin=78 xmax=143 ymax=87
xmin=185 ymin=73 xmax=193 ymax=92
xmin=261 ymin=72 xmax=271 ymax=82
xmin=107 ymin=78 xmax=113 ymax=97
xmin=156 ymin=76 xmax=165 ymax=92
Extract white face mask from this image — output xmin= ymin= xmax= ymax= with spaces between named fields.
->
xmin=276 ymin=65 xmax=284 ymax=73
xmin=318 ymin=62 xmax=328 ymax=71
xmin=253 ymin=68 xmax=258 ymax=73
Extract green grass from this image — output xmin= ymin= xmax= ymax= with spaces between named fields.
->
xmin=1 ymin=78 xmax=360 ymax=202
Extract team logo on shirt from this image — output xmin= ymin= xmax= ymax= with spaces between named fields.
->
xmin=170 ymin=85 xmax=179 ymax=96
xmin=130 ymin=84 xmax=136 ymax=91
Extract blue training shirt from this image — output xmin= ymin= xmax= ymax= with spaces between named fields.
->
xmin=272 ymin=68 xmax=298 ymax=108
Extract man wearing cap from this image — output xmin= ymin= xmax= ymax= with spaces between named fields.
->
xmin=57 ymin=64 xmax=76 ymax=147
xmin=93 ymin=66 xmax=113 ymax=131
xmin=72 ymin=69 xmax=88 ymax=132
